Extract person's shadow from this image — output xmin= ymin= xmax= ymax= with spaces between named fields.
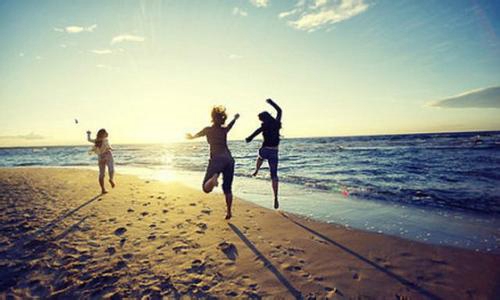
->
xmin=228 ymin=223 xmax=303 ymax=299
xmin=0 ymin=194 xmax=102 ymax=292
xmin=279 ymin=212 xmax=441 ymax=300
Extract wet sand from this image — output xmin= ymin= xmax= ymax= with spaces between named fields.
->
xmin=0 ymin=168 xmax=498 ymax=298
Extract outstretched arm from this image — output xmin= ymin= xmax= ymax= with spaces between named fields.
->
xmin=266 ymin=98 xmax=282 ymax=122
xmin=186 ymin=128 xmax=207 ymax=140
xmin=245 ymin=127 xmax=263 ymax=143
xmin=86 ymin=131 xmax=95 ymax=143
xmin=226 ymin=114 xmax=240 ymax=132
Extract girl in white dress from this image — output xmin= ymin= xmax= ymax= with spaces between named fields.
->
xmin=87 ymin=129 xmax=115 ymax=194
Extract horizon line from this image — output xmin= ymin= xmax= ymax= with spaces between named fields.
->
xmin=0 ymin=129 xmax=498 ymax=149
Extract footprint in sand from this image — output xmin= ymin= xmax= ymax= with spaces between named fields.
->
xmin=141 ymin=212 xmax=149 ymax=217
xmin=127 ymin=208 xmax=134 ymax=213
xmin=218 ymin=242 xmax=238 ymax=260
xmin=284 ymin=265 xmax=302 ymax=272
xmin=201 ymin=209 xmax=211 ymax=215
xmin=114 ymin=260 xmax=127 ymax=270
xmin=197 ymin=223 xmax=208 ymax=231
xmin=114 ymin=227 xmax=127 ymax=236
xmin=189 ymin=203 xmax=197 ymax=206
xmin=106 ymin=247 xmax=116 ymax=255
xmin=162 ymin=209 xmax=169 ymax=214
xmin=120 ymin=238 xmax=127 ymax=247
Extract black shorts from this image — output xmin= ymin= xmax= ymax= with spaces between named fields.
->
xmin=203 ymin=155 xmax=235 ymax=194
xmin=259 ymin=147 xmax=279 ymax=180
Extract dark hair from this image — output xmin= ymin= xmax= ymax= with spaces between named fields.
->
xmin=211 ymin=106 xmax=227 ymax=126
xmin=95 ymin=129 xmax=107 ymax=148
xmin=258 ymin=111 xmax=281 ymax=129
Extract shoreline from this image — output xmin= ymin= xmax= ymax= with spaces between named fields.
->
xmin=3 ymin=165 xmax=499 ymax=254
xmin=1 ymin=168 xmax=499 ymax=298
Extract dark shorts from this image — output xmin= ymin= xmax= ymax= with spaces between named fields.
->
xmin=258 ymin=147 xmax=279 ymax=180
xmin=203 ymin=155 xmax=235 ymax=194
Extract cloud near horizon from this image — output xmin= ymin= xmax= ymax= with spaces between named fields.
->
xmin=54 ymin=24 xmax=97 ymax=33
xmin=429 ymin=86 xmax=500 ymax=109
xmin=0 ymin=132 xmax=45 ymax=140
xmin=279 ymin=0 xmax=370 ymax=32
xmin=111 ymin=34 xmax=145 ymax=45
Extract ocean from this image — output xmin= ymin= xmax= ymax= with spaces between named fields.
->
xmin=1 ymin=131 xmax=499 ymax=252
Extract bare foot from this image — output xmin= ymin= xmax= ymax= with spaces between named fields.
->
xmin=109 ymin=180 xmax=115 ymax=188
xmin=252 ymin=170 xmax=258 ymax=177
xmin=274 ymin=199 xmax=279 ymax=209
xmin=225 ymin=212 xmax=232 ymax=220
xmin=102 ymin=190 xmax=108 ymax=194
xmin=210 ymin=173 xmax=219 ymax=187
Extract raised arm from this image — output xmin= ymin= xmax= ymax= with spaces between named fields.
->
xmin=226 ymin=114 xmax=240 ymax=132
xmin=186 ymin=128 xmax=207 ymax=140
xmin=266 ymin=98 xmax=282 ymax=122
xmin=245 ymin=127 xmax=263 ymax=143
xmin=86 ymin=131 xmax=95 ymax=143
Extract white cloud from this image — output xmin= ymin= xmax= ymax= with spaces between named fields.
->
xmin=54 ymin=24 xmax=97 ymax=34
xmin=229 ymin=54 xmax=243 ymax=60
xmin=279 ymin=9 xmax=299 ymax=19
xmin=279 ymin=0 xmax=370 ymax=32
xmin=19 ymin=52 xmax=24 ymax=57
xmin=250 ymin=0 xmax=269 ymax=8
xmin=95 ymin=64 xmax=117 ymax=71
xmin=429 ymin=86 xmax=500 ymax=109
xmin=233 ymin=7 xmax=248 ymax=17
xmin=0 ymin=132 xmax=45 ymax=140
xmin=111 ymin=34 xmax=145 ymax=45
xmin=90 ymin=49 xmax=113 ymax=55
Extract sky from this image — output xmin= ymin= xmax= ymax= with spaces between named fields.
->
xmin=0 ymin=0 xmax=499 ymax=146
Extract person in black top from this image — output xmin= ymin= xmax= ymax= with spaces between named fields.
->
xmin=246 ymin=98 xmax=282 ymax=209
xmin=187 ymin=105 xmax=240 ymax=219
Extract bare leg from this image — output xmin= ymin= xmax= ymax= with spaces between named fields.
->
xmin=272 ymin=179 xmax=279 ymax=209
xmin=203 ymin=173 xmax=219 ymax=193
xmin=98 ymin=160 xmax=107 ymax=194
xmin=108 ymin=157 xmax=115 ymax=188
xmin=252 ymin=157 xmax=264 ymax=176
xmin=224 ymin=193 xmax=233 ymax=220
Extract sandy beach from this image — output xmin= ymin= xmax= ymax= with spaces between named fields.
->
xmin=0 ymin=168 xmax=498 ymax=299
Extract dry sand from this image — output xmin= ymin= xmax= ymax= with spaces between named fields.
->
xmin=0 ymin=168 xmax=498 ymax=299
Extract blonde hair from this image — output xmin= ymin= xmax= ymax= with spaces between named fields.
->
xmin=211 ymin=106 xmax=227 ymax=126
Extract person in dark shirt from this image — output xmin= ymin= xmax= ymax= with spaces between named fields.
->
xmin=187 ymin=105 xmax=240 ymax=219
xmin=246 ymin=98 xmax=282 ymax=209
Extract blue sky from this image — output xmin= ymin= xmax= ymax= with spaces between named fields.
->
xmin=0 ymin=0 xmax=499 ymax=146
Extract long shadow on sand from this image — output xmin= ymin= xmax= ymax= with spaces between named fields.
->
xmin=33 ymin=194 xmax=102 ymax=237
xmin=280 ymin=213 xmax=440 ymax=300
xmin=0 ymin=195 xmax=101 ymax=292
xmin=228 ymin=223 xmax=303 ymax=300
xmin=6 ymin=194 xmax=101 ymax=250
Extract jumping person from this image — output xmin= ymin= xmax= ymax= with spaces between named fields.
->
xmin=186 ymin=106 xmax=240 ymax=220
xmin=246 ymin=98 xmax=282 ymax=209
xmin=87 ymin=129 xmax=115 ymax=194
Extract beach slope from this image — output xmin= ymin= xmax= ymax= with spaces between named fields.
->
xmin=0 ymin=168 xmax=498 ymax=298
